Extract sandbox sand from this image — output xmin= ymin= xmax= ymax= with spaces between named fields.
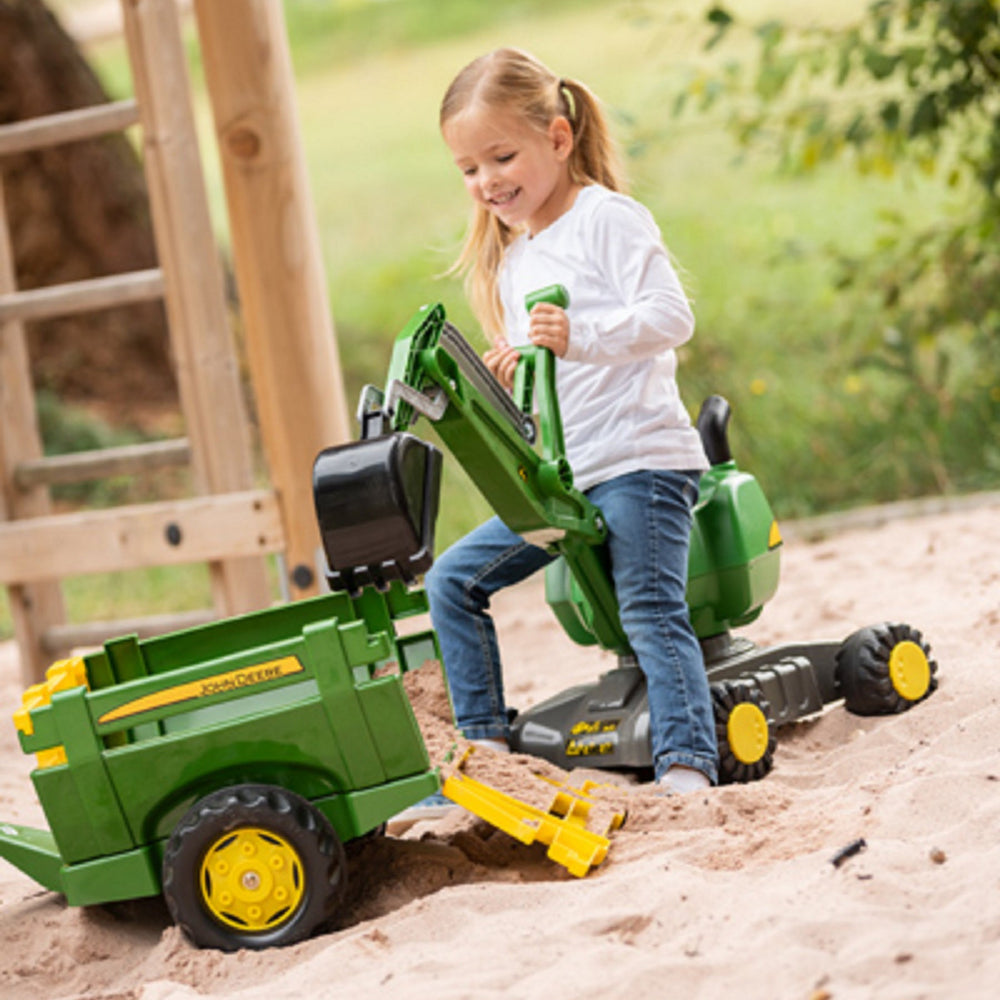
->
xmin=1 ymin=501 xmax=999 ymax=999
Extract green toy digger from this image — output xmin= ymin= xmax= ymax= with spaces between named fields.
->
xmin=0 ymin=287 xmax=937 ymax=952
xmin=315 ymin=286 xmax=938 ymax=784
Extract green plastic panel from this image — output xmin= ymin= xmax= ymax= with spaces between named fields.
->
xmin=316 ymin=770 xmax=440 ymax=841
xmin=0 ymin=823 xmax=64 ymax=893
xmin=60 ymin=843 xmax=161 ymax=906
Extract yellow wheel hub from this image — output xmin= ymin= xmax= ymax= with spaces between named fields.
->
xmin=888 ymin=640 xmax=931 ymax=702
xmin=727 ymin=702 xmax=770 ymax=765
xmin=200 ymin=827 xmax=304 ymax=932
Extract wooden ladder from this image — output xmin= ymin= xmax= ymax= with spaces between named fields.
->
xmin=0 ymin=2 xmax=288 ymax=684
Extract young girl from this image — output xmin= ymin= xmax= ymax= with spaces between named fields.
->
xmin=426 ymin=48 xmax=717 ymax=794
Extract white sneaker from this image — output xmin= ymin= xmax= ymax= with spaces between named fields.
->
xmin=657 ymin=765 xmax=711 ymax=795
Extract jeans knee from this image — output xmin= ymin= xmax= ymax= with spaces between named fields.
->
xmin=425 ymin=551 xmax=473 ymax=616
xmin=424 ymin=559 xmax=452 ymax=606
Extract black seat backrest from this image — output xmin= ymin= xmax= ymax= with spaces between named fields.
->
xmin=696 ymin=395 xmax=732 ymax=467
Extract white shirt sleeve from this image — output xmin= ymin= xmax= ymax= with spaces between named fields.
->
xmin=561 ymin=196 xmax=694 ymax=366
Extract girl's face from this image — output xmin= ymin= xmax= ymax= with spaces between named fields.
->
xmin=443 ymin=105 xmax=576 ymax=236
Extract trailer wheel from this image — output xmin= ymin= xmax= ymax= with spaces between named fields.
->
xmin=162 ymin=784 xmax=346 ymax=951
xmin=712 ymin=680 xmax=775 ymax=784
xmin=836 ymin=622 xmax=937 ymax=716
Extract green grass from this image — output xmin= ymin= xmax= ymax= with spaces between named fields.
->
xmin=3 ymin=0 xmax=994 ymax=645
xmin=63 ymin=565 xmax=213 ymax=623
xmin=281 ymin=0 xmax=614 ymax=75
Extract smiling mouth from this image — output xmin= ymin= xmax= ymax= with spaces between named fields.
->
xmin=489 ymin=188 xmax=520 ymax=208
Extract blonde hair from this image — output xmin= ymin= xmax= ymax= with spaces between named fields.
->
xmin=440 ymin=48 xmax=627 ymax=337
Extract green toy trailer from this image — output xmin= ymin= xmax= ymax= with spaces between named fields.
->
xmin=1 ymin=406 xmax=620 ymax=950
xmin=4 ymin=582 xmax=442 ymax=951
xmin=317 ymin=288 xmax=938 ymax=784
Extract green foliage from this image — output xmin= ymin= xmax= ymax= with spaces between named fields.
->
xmin=709 ymin=0 xmax=1000 ymax=185
xmin=673 ymin=0 xmax=1000 ymax=497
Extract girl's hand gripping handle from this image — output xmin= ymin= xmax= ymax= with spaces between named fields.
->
xmin=514 ymin=285 xmax=570 ymax=463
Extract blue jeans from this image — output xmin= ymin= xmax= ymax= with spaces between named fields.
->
xmin=424 ymin=469 xmax=718 ymax=784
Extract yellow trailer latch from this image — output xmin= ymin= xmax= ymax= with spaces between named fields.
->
xmin=13 ymin=657 xmax=89 ymax=768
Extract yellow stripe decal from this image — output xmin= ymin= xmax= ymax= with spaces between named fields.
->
xmin=97 ymin=655 xmax=304 ymax=725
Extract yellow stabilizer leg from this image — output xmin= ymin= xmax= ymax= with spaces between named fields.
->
xmin=440 ymin=751 xmax=625 ymax=877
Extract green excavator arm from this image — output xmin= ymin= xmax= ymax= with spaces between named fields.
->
xmin=315 ymin=289 xmax=781 ymax=656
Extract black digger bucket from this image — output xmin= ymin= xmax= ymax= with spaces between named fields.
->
xmin=313 ymin=432 xmax=442 ymax=594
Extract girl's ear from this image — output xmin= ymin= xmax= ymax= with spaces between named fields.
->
xmin=549 ymin=116 xmax=574 ymax=161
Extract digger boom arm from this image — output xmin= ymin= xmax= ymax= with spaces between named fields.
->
xmin=378 ymin=304 xmax=630 ymax=653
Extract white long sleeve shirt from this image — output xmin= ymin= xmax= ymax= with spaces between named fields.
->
xmin=498 ymin=184 xmax=708 ymax=492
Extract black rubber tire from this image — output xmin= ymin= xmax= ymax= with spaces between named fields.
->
xmin=836 ymin=621 xmax=938 ymax=716
xmin=712 ymin=680 xmax=776 ymax=785
xmin=162 ymin=784 xmax=347 ymax=951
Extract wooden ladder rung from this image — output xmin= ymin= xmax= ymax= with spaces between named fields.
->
xmin=0 ymin=99 xmax=141 ymax=158
xmin=42 ymin=610 xmax=217 ymax=655
xmin=15 ymin=438 xmax=191 ymax=489
xmin=0 ymin=268 xmax=165 ymax=325
xmin=0 ymin=490 xmax=284 ymax=585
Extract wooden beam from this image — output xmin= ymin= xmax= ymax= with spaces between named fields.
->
xmin=120 ymin=0 xmax=273 ymax=615
xmin=0 ymin=268 xmax=164 ymax=324
xmin=15 ymin=438 xmax=190 ymax=488
xmin=193 ymin=0 xmax=351 ymax=600
xmin=0 ymin=490 xmax=284 ymax=585
xmin=0 ymin=99 xmax=140 ymax=158
xmin=0 ymin=175 xmax=68 ymax=685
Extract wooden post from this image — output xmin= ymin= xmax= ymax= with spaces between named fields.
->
xmin=0 ymin=176 xmax=67 ymax=685
xmin=192 ymin=0 xmax=351 ymax=599
xmin=119 ymin=0 xmax=272 ymax=614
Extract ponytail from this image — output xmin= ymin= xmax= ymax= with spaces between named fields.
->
xmin=557 ymin=77 xmax=627 ymax=194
